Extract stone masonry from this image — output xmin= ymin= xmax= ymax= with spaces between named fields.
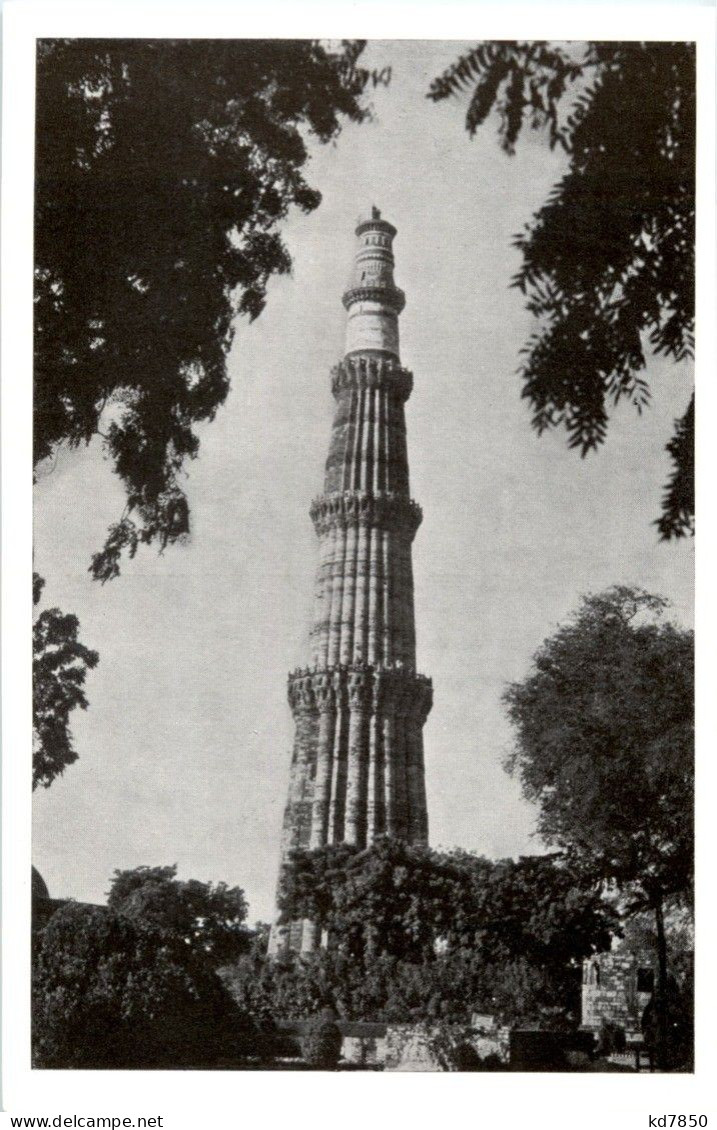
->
xmin=581 ymin=953 xmax=654 ymax=1033
xmin=268 ymin=209 xmax=432 ymax=955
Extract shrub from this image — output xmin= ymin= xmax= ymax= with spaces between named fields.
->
xmin=32 ymin=903 xmax=253 ymax=1068
xmin=424 ymin=1023 xmax=511 ymax=1072
xmin=300 ymin=1010 xmax=343 ymax=1069
xmin=596 ymin=1021 xmax=626 ymax=1057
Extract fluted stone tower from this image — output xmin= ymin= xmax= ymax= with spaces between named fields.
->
xmin=269 ymin=208 xmax=432 ymax=955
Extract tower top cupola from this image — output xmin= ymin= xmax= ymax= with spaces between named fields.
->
xmin=342 ymin=206 xmax=405 ymax=360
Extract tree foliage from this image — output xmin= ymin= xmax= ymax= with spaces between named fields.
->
xmin=32 ymin=902 xmax=251 ymax=1068
xmin=300 ymin=1009 xmax=343 ymax=1068
xmin=620 ymin=903 xmax=694 ymax=983
xmin=35 ymin=39 xmax=380 ymax=580
xmin=253 ymin=838 xmax=616 ymax=1027
xmin=447 ymin=850 xmax=616 ymax=970
xmin=279 ymin=839 xmax=615 ymax=966
xmin=107 ymin=863 xmax=251 ymax=964
xmin=33 ymin=572 xmax=99 ymax=789
xmin=503 ymin=584 xmax=693 ymax=1066
xmin=429 ymin=42 xmax=695 ymax=537
xmin=278 ymin=838 xmax=461 ymax=962
xmin=225 ymin=947 xmax=593 ymax=1031
xmin=503 ymin=586 xmax=693 ymax=905
xmin=223 ymin=947 xmax=576 ymax=1029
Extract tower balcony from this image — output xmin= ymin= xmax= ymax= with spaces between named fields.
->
xmin=310 ymin=490 xmax=423 ymax=540
xmin=342 ymin=283 xmax=406 ymax=315
xmin=331 ymin=355 xmax=413 ymax=401
xmin=287 ymin=661 xmax=433 ymax=722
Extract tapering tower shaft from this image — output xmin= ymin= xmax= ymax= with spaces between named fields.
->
xmin=269 ymin=209 xmax=432 ymax=956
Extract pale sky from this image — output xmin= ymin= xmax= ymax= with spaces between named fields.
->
xmin=33 ymin=40 xmax=694 ymax=924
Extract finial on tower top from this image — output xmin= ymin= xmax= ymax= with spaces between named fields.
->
xmin=355 ymin=206 xmax=396 ymax=239
xmin=356 ymin=204 xmax=383 ymax=227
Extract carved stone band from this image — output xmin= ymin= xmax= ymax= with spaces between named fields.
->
xmin=342 ymin=284 xmax=406 ymax=314
xmin=331 ymin=356 xmax=413 ymax=402
xmin=310 ymin=491 xmax=422 ymax=539
xmin=287 ymin=662 xmax=433 ymax=722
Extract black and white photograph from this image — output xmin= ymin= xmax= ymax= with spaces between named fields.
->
xmin=3 ymin=5 xmax=712 ymax=1118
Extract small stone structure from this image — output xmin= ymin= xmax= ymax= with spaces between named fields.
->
xmin=383 ymin=1020 xmax=510 ymax=1071
xmin=276 ymin=1017 xmax=510 ymax=1070
xmin=469 ymin=1015 xmax=511 ymax=1063
xmin=341 ymin=1023 xmax=387 ymax=1067
xmin=384 ymin=1026 xmax=443 ymax=1072
xmin=581 ymin=953 xmax=655 ymax=1033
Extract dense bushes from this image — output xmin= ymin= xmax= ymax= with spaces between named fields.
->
xmin=227 ymin=841 xmax=617 ymax=1033
xmin=596 ymin=1022 xmax=626 ymax=1057
xmin=32 ymin=844 xmax=626 ymax=1067
xmin=220 ymin=949 xmax=581 ymax=1030
xmin=32 ymin=903 xmax=253 ymax=1068
xmin=278 ymin=841 xmax=616 ymax=973
xmin=300 ymin=1010 xmax=343 ymax=1069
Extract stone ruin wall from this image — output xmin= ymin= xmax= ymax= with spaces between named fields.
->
xmin=581 ymin=953 xmax=654 ymax=1033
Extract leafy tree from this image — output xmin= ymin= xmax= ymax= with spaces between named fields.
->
xmin=222 ymin=950 xmax=332 ymax=1026
xmin=33 ymin=572 xmax=99 ymax=789
xmin=503 ymin=585 xmax=693 ymax=1066
xmin=264 ymin=839 xmax=615 ymax=1029
xmin=620 ymin=901 xmax=694 ymax=981
xmin=279 ymin=839 xmax=615 ymax=968
xmin=224 ymin=946 xmax=583 ymax=1030
xmin=244 ymin=919 xmax=272 ymax=960
xmin=429 ymin=42 xmax=695 ymax=538
xmin=278 ymin=839 xmax=468 ymax=961
xmin=445 ymin=851 xmax=616 ymax=973
xmin=300 ymin=1009 xmax=343 ymax=1068
xmin=107 ymin=863 xmax=251 ymax=964
xmin=32 ymin=902 xmax=252 ymax=1068
xmin=35 ymin=39 xmax=381 ymax=580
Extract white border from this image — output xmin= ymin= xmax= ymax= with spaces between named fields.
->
xmin=3 ymin=3 xmax=715 ymax=1125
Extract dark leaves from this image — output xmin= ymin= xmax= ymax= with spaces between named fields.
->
xmin=33 ymin=573 xmax=99 ymax=789
xmin=265 ymin=841 xmax=615 ymax=1026
xmin=428 ymin=41 xmax=582 ymax=152
xmin=503 ymin=586 xmax=694 ymax=904
xmin=656 ymin=392 xmax=694 ymax=540
xmin=465 ymin=59 xmax=510 ymax=139
xmin=430 ymin=41 xmax=695 ymax=537
xmin=32 ymin=902 xmax=250 ymax=1068
xmin=107 ymin=863 xmax=251 ymax=964
xmin=35 ymin=39 xmax=374 ymax=577
xmin=279 ymin=838 xmax=615 ymax=969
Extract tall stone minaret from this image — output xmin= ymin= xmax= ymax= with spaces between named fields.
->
xmin=268 ymin=208 xmax=432 ymax=955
